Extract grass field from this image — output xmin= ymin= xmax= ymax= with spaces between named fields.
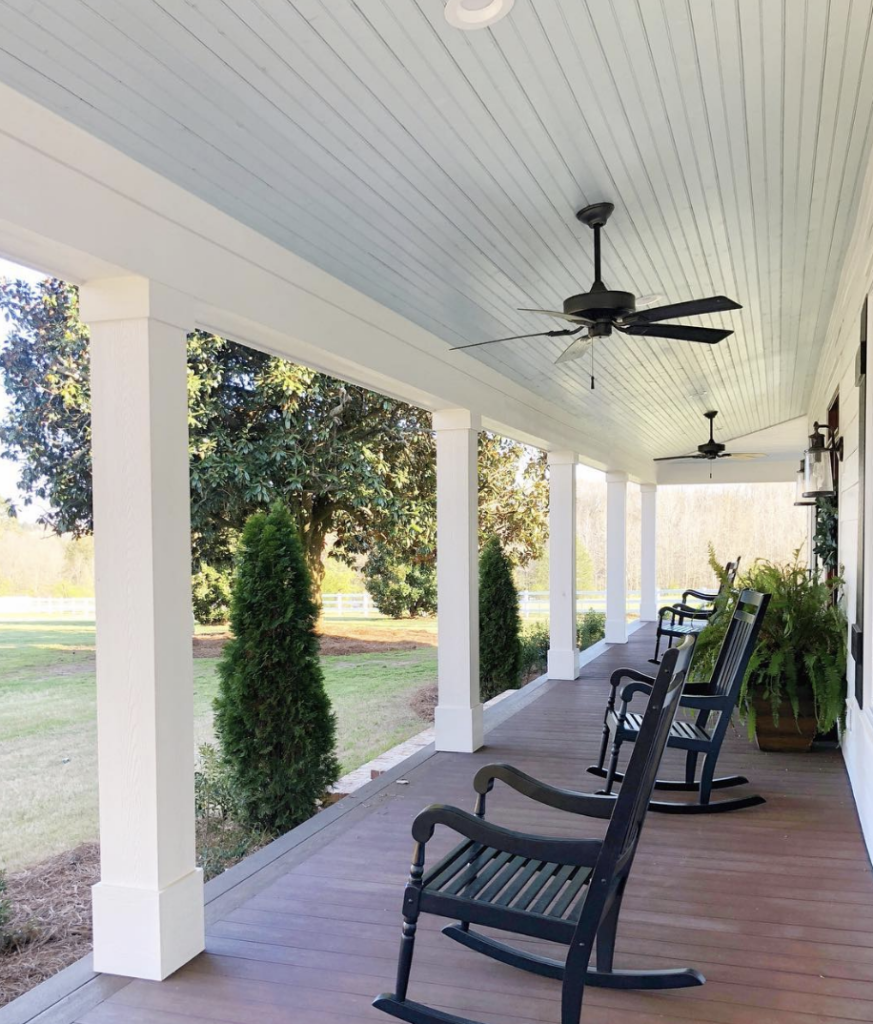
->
xmin=0 ymin=616 xmax=437 ymax=872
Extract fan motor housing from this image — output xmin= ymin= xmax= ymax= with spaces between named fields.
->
xmin=697 ymin=441 xmax=726 ymax=459
xmin=563 ymin=289 xmax=635 ymax=321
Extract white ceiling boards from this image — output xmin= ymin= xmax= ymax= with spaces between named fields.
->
xmin=0 ymin=0 xmax=870 ymax=470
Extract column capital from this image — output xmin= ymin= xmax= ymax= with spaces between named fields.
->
xmin=640 ymin=482 xmax=658 ymax=493
xmin=547 ymin=450 xmax=577 ymax=466
xmin=432 ymin=408 xmax=481 ymax=432
xmin=605 ymin=470 xmax=629 ymax=484
xmin=80 ymin=276 xmax=194 ymax=330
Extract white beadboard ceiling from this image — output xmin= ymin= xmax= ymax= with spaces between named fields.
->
xmin=0 ymin=0 xmax=871 ymax=462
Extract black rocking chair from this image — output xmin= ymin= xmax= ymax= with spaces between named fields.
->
xmin=591 ymin=588 xmax=770 ymax=814
xmin=650 ymin=557 xmax=740 ymax=664
xmin=374 ymin=637 xmax=703 ymax=1024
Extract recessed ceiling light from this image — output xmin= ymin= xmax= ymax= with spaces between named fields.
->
xmin=444 ymin=0 xmax=514 ymax=31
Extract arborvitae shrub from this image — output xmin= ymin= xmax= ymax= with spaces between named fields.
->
xmin=479 ymin=536 xmax=522 ymax=701
xmin=214 ymin=503 xmax=340 ymax=834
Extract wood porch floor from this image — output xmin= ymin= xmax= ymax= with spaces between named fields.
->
xmin=81 ymin=625 xmax=873 ymax=1024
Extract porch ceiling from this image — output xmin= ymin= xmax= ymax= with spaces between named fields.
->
xmin=0 ymin=1 xmax=870 ymax=465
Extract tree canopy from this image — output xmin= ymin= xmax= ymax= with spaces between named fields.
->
xmin=0 ymin=278 xmax=549 ymax=601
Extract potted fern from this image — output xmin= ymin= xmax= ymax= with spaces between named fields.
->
xmin=693 ymin=551 xmax=847 ymax=752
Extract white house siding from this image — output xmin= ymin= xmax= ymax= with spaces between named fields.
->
xmin=810 ymin=151 xmax=873 ymax=857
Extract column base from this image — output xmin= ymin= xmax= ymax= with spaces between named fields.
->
xmin=547 ymin=647 xmax=581 ymax=681
xmin=639 ymin=605 xmax=659 ymax=623
xmin=92 ymin=868 xmax=204 ymax=980
xmin=435 ymin=702 xmax=484 ymax=752
xmin=605 ymin=618 xmax=628 ymax=644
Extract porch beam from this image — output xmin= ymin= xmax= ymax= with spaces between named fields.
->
xmin=639 ymin=483 xmax=658 ymax=621
xmin=434 ymin=409 xmax=483 ymax=752
xmin=547 ymin=452 xmax=580 ymax=680
xmin=606 ymin=471 xmax=629 ymax=644
xmin=81 ymin=276 xmax=203 ymax=980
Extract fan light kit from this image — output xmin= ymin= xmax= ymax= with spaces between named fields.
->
xmin=444 ymin=0 xmax=514 ymax=30
xmin=802 ymin=422 xmax=843 ymax=498
xmin=451 ymin=201 xmax=742 ymax=389
xmin=654 ymin=411 xmax=765 ymax=476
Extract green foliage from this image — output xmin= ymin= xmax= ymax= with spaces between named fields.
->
xmin=0 ymin=871 xmax=9 ymax=934
xmin=363 ymin=543 xmax=437 ymax=618
xmin=577 ymin=608 xmax=606 ymax=650
xmin=519 ymin=622 xmax=550 ymax=679
xmin=576 ymin=545 xmax=596 ymax=591
xmin=0 ymin=279 xmax=548 ymax=602
xmin=194 ymin=743 xmax=269 ymax=881
xmin=479 ymin=536 xmax=522 ymax=701
xmin=214 ymin=504 xmax=340 ymax=834
xmin=321 ymin=556 xmax=365 ymax=594
xmin=191 ymin=563 xmax=232 ymax=625
xmin=693 ymin=550 xmax=847 ymax=738
xmin=813 ymin=495 xmax=839 ymax=575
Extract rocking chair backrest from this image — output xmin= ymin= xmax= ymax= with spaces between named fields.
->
xmin=720 ymin=559 xmax=740 ymax=596
xmin=569 ymin=637 xmax=694 ymax=958
xmin=705 ymin=588 xmax=770 ymax=704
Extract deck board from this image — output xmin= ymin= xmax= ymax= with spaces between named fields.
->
xmin=79 ymin=626 xmax=873 ymax=1024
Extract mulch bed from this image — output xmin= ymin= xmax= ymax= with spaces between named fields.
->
xmin=194 ymin=621 xmax=437 ymax=659
xmin=0 ymin=843 xmax=99 ymax=1008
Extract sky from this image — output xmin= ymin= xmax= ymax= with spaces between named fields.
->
xmin=0 ymin=257 xmax=50 ymax=521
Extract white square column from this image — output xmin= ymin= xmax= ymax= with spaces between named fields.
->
xmin=547 ymin=452 xmax=580 ymax=680
xmin=80 ymin=277 xmax=204 ymax=980
xmin=434 ymin=409 xmax=483 ymax=752
xmin=606 ymin=471 xmax=629 ymax=644
xmin=639 ymin=483 xmax=658 ymax=622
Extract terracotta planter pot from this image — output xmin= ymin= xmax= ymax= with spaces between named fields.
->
xmin=752 ymin=694 xmax=817 ymax=752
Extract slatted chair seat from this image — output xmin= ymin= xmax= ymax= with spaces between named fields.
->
xmin=622 ymin=712 xmax=710 ymax=747
xmin=590 ymin=588 xmax=771 ymax=813
xmin=423 ymin=840 xmax=592 ymax=931
xmin=374 ymin=637 xmax=704 ymax=1024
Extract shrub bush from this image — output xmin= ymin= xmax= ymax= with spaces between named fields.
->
xmin=577 ymin=608 xmax=606 ymax=650
xmin=214 ymin=503 xmax=340 ymax=834
xmin=519 ymin=622 xmax=550 ymax=679
xmin=191 ymin=563 xmax=232 ymax=625
xmin=363 ymin=543 xmax=437 ymax=618
xmin=479 ymin=536 xmax=522 ymax=701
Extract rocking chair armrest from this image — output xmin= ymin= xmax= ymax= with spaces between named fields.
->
xmin=473 ymin=763 xmax=616 ymax=819
xmin=411 ymin=804 xmax=604 ymax=867
xmin=682 ymin=588 xmax=717 ymax=603
xmin=669 ymin=604 xmax=714 ymax=621
xmin=617 ymin=680 xmax=653 ymax=704
xmin=608 ymin=667 xmax=655 ymax=692
xmin=679 ymin=694 xmax=729 ymax=711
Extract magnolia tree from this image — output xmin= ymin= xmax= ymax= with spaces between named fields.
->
xmin=0 ymin=278 xmax=550 ymax=617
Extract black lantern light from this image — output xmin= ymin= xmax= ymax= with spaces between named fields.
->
xmin=802 ymin=422 xmax=843 ymax=498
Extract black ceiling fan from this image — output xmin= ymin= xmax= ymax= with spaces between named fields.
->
xmin=451 ymin=202 xmax=742 ymax=387
xmin=654 ymin=411 xmax=765 ymax=463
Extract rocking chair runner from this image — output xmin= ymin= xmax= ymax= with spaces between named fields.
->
xmin=590 ymin=588 xmax=770 ymax=813
xmin=650 ymin=558 xmax=740 ymax=664
xmin=374 ymin=637 xmax=703 ymax=1024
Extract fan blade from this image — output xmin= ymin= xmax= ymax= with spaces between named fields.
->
xmin=519 ymin=307 xmax=589 ymax=324
xmin=619 ymin=323 xmax=732 ymax=344
xmin=624 ymin=295 xmax=742 ymax=324
xmin=717 ymin=452 xmax=766 ymax=460
xmin=555 ymin=333 xmax=593 ymax=365
xmin=450 ymin=327 xmax=580 ymax=352
xmin=652 ymin=454 xmax=706 ymax=462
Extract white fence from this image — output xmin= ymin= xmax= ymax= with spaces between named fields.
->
xmin=0 ymin=596 xmax=96 ymax=617
xmin=320 ymin=589 xmax=686 ymax=619
xmin=0 ymin=590 xmax=689 ymax=620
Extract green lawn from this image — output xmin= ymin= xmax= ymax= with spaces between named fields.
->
xmin=0 ymin=617 xmax=436 ymax=872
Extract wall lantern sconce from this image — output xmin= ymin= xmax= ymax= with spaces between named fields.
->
xmin=794 ymin=459 xmax=817 ymax=506
xmin=802 ymin=422 xmax=843 ymax=498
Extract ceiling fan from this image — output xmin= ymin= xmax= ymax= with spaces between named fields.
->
xmin=654 ymin=411 xmax=765 ymax=465
xmin=451 ymin=202 xmax=742 ymax=387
